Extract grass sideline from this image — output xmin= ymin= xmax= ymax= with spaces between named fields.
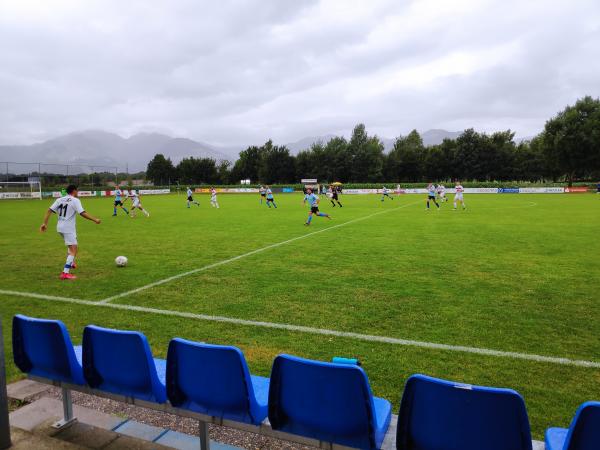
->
xmin=1 ymin=192 xmax=599 ymax=438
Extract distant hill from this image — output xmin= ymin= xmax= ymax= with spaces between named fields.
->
xmin=0 ymin=128 xmax=471 ymax=173
xmin=0 ymin=130 xmax=236 ymax=172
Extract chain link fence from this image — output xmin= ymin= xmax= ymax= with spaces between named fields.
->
xmin=1 ymin=162 xmax=122 ymax=190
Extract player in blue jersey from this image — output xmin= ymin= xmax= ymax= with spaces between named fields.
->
xmin=426 ymin=183 xmax=440 ymax=210
xmin=381 ymin=186 xmax=394 ymax=201
xmin=303 ymin=188 xmax=331 ymax=225
xmin=186 ymin=187 xmax=200 ymax=208
xmin=112 ymin=188 xmax=129 ymax=216
xmin=265 ymin=186 xmax=277 ymax=208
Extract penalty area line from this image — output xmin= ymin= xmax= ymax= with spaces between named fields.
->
xmin=2 ymin=287 xmax=600 ymax=369
xmin=98 ymin=199 xmax=422 ymax=304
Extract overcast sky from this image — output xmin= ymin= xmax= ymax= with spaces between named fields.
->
xmin=0 ymin=0 xmax=599 ymax=146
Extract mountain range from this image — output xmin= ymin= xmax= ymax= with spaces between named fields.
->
xmin=0 ymin=129 xmax=465 ymax=172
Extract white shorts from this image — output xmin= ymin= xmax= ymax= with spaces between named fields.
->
xmin=455 ymin=193 xmax=464 ymax=201
xmin=59 ymin=232 xmax=78 ymax=246
xmin=132 ymin=199 xmax=141 ymax=208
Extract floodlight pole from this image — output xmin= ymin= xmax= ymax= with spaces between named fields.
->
xmin=0 ymin=318 xmax=12 ymax=449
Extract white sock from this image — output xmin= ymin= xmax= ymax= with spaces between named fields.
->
xmin=144 ymin=210 xmax=150 ymax=217
xmin=64 ymin=255 xmax=75 ymax=273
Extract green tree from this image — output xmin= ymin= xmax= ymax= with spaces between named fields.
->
xmin=542 ymin=96 xmax=600 ymax=185
xmin=176 ymin=157 xmax=218 ymax=184
xmin=231 ymin=146 xmax=263 ymax=183
xmin=386 ymin=130 xmax=425 ymax=182
xmin=347 ymin=124 xmax=384 ymax=182
xmin=146 ymin=154 xmax=175 ymax=185
xmin=258 ymin=140 xmax=296 ymax=183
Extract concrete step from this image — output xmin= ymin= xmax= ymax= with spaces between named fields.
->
xmin=9 ymin=396 xmax=242 ymax=449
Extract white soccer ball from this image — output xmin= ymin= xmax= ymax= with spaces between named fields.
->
xmin=115 ymin=256 xmax=128 ymax=267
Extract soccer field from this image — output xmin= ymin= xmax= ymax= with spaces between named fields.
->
xmin=1 ymin=192 xmax=599 ymax=438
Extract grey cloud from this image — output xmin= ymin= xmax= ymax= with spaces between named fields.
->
xmin=0 ymin=0 xmax=598 ymax=150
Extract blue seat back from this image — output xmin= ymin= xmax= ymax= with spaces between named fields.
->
xmin=12 ymin=314 xmax=84 ymax=385
xmin=269 ymin=354 xmax=379 ymax=449
xmin=563 ymin=401 xmax=600 ymax=450
xmin=82 ymin=325 xmax=166 ymax=403
xmin=166 ymin=338 xmax=262 ymax=424
xmin=397 ymin=374 xmax=532 ymax=450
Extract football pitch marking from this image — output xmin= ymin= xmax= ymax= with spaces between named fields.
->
xmin=2 ymin=287 xmax=600 ymax=369
xmin=97 ymin=199 xmax=423 ymax=304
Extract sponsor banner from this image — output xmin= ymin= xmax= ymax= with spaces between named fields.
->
xmin=195 ymin=188 xmax=260 ymax=193
xmin=139 ymin=189 xmax=170 ymax=195
xmin=282 ymin=187 xmax=295 ymax=193
xmin=519 ymin=187 xmax=565 ymax=194
xmin=564 ymin=187 xmax=589 ymax=193
xmin=464 ymin=188 xmax=498 ymax=194
xmin=223 ymin=188 xmax=259 ymax=193
xmin=499 ymin=188 xmax=520 ymax=193
xmin=0 ymin=192 xmax=41 ymax=199
xmin=301 ymin=178 xmax=318 ymax=184
xmin=77 ymin=191 xmax=95 ymax=197
xmin=342 ymin=189 xmax=379 ymax=194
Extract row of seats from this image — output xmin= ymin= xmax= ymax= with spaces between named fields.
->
xmin=12 ymin=315 xmax=600 ymax=450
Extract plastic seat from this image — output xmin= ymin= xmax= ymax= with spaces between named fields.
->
xmin=396 ymin=374 xmax=532 ymax=450
xmin=545 ymin=401 xmax=600 ymax=450
xmin=268 ymin=354 xmax=391 ymax=449
xmin=12 ymin=314 xmax=84 ymax=385
xmin=166 ymin=338 xmax=269 ymax=425
xmin=82 ymin=325 xmax=166 ymax=403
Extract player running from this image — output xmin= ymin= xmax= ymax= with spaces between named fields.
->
xmin=210 ymin=187 xmax=220 ymax=208
xmin=426 ymin=183 xmax=440 ymax=210
xmin=381 ymin=186 xmax=394 ymax=202
xmin=265 ymin=186 xmax=277 ymax=208
xmin=126 ymin=189 xmax=150 ymax=218
xmin=453 ymin=182 xmax=466 ymax=210
xmin=437 ymin=184 xmax=448 ymax=202
xmin=328 ymin=185 xmax=342 ymax=207
xmin=112 ymin=187 xmax=129 ymax=216
xmin=259 ymin=186 xmax=267 ymax=204
xmin=186 ymin=187 xmax=200 ymax=208
xmin=303 ymin=188 xmax=331 ymax=226
xmin=40 ymin=185 xmax=101 ymax=280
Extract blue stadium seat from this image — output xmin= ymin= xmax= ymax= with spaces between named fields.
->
xmin=82 ymin=325 xmax=166 ymax=403
xmin=268 ymin=354 xmax=391 ymax=449
xmin=545 ymin=401 xmax=600 ymax=450
xmin=12 ymin=314 xmax=85 ymax=385
xmin=166 ymin=338 xmax=269 ymax=425
xmin=396 ymin=374 xmax=533 ymax=450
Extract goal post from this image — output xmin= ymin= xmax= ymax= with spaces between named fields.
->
xmin=0 ymin=181 xmax=42 ymax=200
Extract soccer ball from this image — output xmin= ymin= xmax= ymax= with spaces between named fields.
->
xmin=115 ymin=256 xmax=128 ymax=267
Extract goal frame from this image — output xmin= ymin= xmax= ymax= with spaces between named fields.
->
xmin=0 ymin=181 xmax=42 ymax=200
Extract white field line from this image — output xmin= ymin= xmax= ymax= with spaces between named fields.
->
xmin=98 ymin=200 xmax=422 ymax=304
xmin=1 ymin=287 xmax=599 ymax=369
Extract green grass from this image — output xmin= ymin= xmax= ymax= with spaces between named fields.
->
xmin=1 ymin=192 xmax=599 ymax=439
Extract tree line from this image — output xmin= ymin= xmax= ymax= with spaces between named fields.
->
xmin=146 ymin=96 xmax=600 ymax=186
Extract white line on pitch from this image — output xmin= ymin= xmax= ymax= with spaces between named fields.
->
xmin=98 ymin=200 xmax=422 ymax=303
xmin=1 ymin=287 xmax=599 ymax=369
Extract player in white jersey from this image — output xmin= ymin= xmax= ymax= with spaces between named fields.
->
xmin=40 ymin=185 xmax=101 ymax=280
xmin=437 ymin=184 xmax=448 ymax=202
xmin=186 ymin=187 xmax=200 ymax=208
xmin=259 ymin=186 xmax=267 ymax=205
xmin=126 ymin=189 xmax=150 ymax=217
xmin=453 ymin=182 xmax=466 ymax=210
xmin=210 ymin=187 xmax=220 ymax=208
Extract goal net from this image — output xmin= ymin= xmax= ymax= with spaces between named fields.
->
xmin=0 ymin=181 xmax=42 ymax=200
